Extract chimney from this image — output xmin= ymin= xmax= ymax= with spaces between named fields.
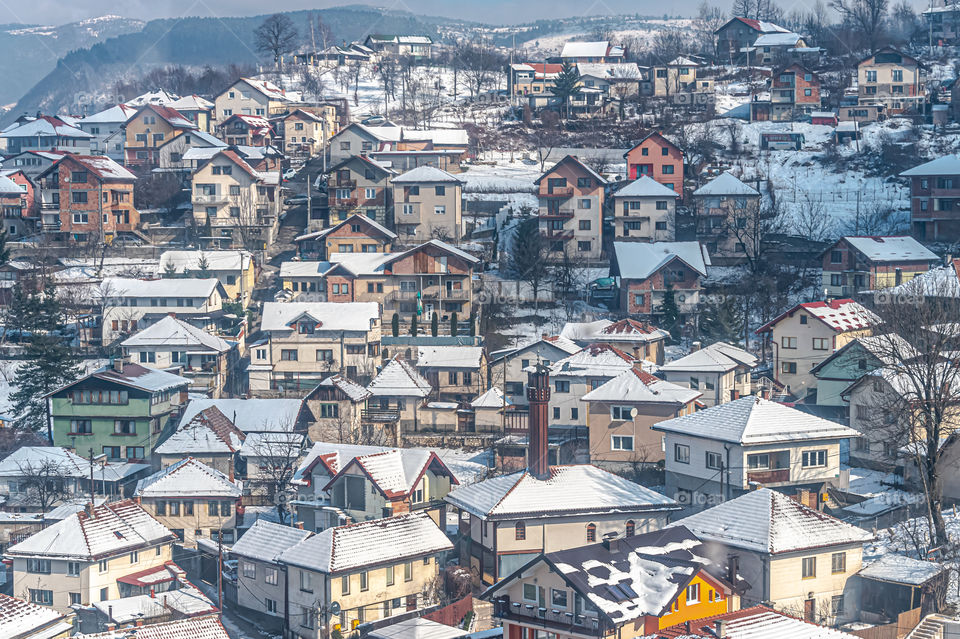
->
xmin=149 ymin=587 xmax=155 ymax=599
xmin=526 ymin=363 xmax=551 ymax=479
xmin=135 ymin=619 xmax=144 ymax=627
xmin=691 ymin=341 xmax=702 ymax=352
xmin=295 ymin=521 xmax=304 ymax=530
xmin=84 ymin=502 xmax=95 ymax=518
xmin=601 ymin=532 xmax=619 ymax=553
xmin=113 ymin=356 xmax=125 ymax=373
xmin=107 ymin=625 xmax=116 ymax=632
xmin=715 ymin=620 xmax=727 ymax=638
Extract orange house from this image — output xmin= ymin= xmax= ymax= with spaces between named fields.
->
xmin=624 ymin=132 xmax=684 ymax=197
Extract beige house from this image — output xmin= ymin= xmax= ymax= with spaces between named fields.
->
xmin=134 ymin=457 xmax=242 ymax=547
xmin=390 ymin=166 xmax=464 ymax=244
xmin=158 ymin=250 xmax=256 ymax=307
xmin=365 ymin=357 xmax=432 ymax=444
xmin=857 ymin=47 xmax=925 ymax=114
xmin=415 ymin=345 xmax=486 ymax=403
xmin=488 ymin=335 xmax=581 ymax=406
xmin=659 ymin=341 xmax=758 ymax=407
xmin=582 ymin=367 xmax=701 ymax=471
xmin=251 ymin=302 xmax=381 ymax=393
xmin=280 ymin=513 xmax=453 ymax=637
xmin=612 ymin=175 xmax=679 ymax=242
xmin=670 ymin=488 xmax=874 ymax=625
xmin=153 ymin=405 xmax=245 ymax=476
xmin=535 ymin=155 xmax=606 ymax=260
xmin=544 ymin=343 xmax=636 ymax=428
xmin=757 ymin=299 xmax=875 ymax=400
xmin=303 ymin=375 xmax=373 ymax=444
xmin=647 ymin=56 xmax=712 ymax=96
xmin=214 ymin=77 xmax=292 ymax=120
xmin=7 ymin=500 xmax=175 ymax=613
xmin=283 ymin=109 xmax=327 ymax=157
xmin=327 ymin=155 xmax=395 ymax=228
xmin=692 ymin=172 xmax=762 ymax=260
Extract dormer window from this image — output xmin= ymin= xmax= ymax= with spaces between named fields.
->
xmin=298 ymin=321 xmax=315 ymax=334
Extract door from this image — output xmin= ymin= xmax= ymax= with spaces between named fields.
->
xmin=804 ymin=598 xmax=815 ymax=622
xmin=424 ymin=303 xmax=434 ymax=319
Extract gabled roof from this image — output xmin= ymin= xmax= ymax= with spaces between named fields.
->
xmin=325 ymin=212 xmax=397 ymax=241
xmin=39 ymin=153 xmax=136 ymax=182
xmin=231 ymin=519 xmax=313 ymax=563
xmin=444 ymin=464 xmax=677 ymax=521
xmin=260 ymin=301 xmax=380 ymax=332
xmin=0 ymin=115 xmax=93 ymax=139
xmin=652 ymin=396 xmax=858 ymax=444
xmin=614 ymin=175 xmax=680 ymax=198
xmin=598 ymin=318 xmax=671 ymax=343
xmin=0 ymin=593 xmax=70 ymax=639
xmin=858 ymin=46 xmax=919 ymax=68
xmin=167 ymin=94 xmax=214 ymax=111
xmin=158 ymin=249 xmax=252 ymax=273
xmin=104 ymin=276 xmax=223 ymax=299
xmin=581 ymin=367 xmax=702 ymax=405
xmin=624 ymin=132 xmax=682 ymax=157
xmin=0 ymin=176 xmax=21 ymax=194
xmin=328 ymin=153 xmax=396 ymax=177
xmin=135 ymin=457 xmax=241 ymax=499
xmin=133 ymin=103 xmax=197 ymax=129
xmin=575 ymin=62 xmax=643 ymax=80
xmin=305 ymin=374 xmax=372 ymax=403
xmin=660 ymin=342 xmax=758 ymax=373
xmin=656 ymin=605 xmax=863 ymax=638
xmin=81 ymin=103 xmax=138 ymax=124
xmin=547 ymin=343 xmax=635 ymax=379
xmin=279 ymin=512 xmax=452 ymax=574
xmin=196 ymin=149 xmax=264 ymax=182
xmin=179 ymin=398 xmax=305 ymax=433
xmin=612 ymin=241 xmax=710 ymax=280
xmin=693 ymin=171 xmax=760 ymax=197
xmin=7 ymin=499 xmax=175 ymax=560
xmin=901 ymin=154 xmax=960 ymax=177
xmin=754 ymin=32 xmax=803 ymax=47
xmin=471 ymin=387 xmax=511 ymax=408
xmin=234 ymin=77 xmax=292 ymax=101
xmin=76 ymin=615 xmax=229 ymax=639
xmin=416 ymin=345 xmax=483 ymax=369
xmin=155 ymin=406 xmax=245 ymax=455
xmin=391 ymin=165 xmax=464 ymax=184
xmin=838 ymin=236 xmax=938 ymax=263
xmin=367 ymin=357 xmax=432 ymax=397
xmin=54 ymin=361 xmax=190 ymax=396
xmin=382 ymin=238 xmax=480 ymax=267
xmin=323 ymin=448 xmax=457 ymax=500
xmin=121 ymin=315 xmax=232 ymax=353
xmin=0 ymin=446 xmax=87 ymax=478
xmin=756 ymin=299 xmax=876 ymax=333
xmin=293 ymin=442 xmax=399 ymax=483
xmin=668 ymin=488 xmax=874 ymax=554
xmin=534 ymin=154 xmax=607 ymax=186
xmin=715 ymin=16 xmax=791 ymax=34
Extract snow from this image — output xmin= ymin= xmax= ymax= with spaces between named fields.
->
xmin=158 ymin=250 xmax=251 ymax=274
xmin=76 ymin=615 xmax=229 ymax=639
xmin=842 ymin=236 xmax=938 ymax=263
xmin=0 ymin=115 xmax=92 ymax=139
xmin=660 ymin=342 xmax=758 ymax=373
xmin=582 ymin=553 xmax=695 ymax=623
xmin=104 ymin=277 xmax=220 ymax=298
xmin=179 ymin=398 xmax=304 ymax=433
xmin=155 ymin=406 xmax=244 ymax=455
xmin=547 ymin=343 xmax=635 ymax=379
xmin=560 ymin=41 xmax=613 ymax=59
xmin=416 ymin=345 xmax=484 ymax=369
xmin=613 ymin=241 xmax=710 ymax=280
xmin=472 ymin=387 xmax=511 ymax=408
xmin=314 ymin=374 xmax=371 ymax=403
xmin=860 ymin=553 xmax=947 ymax=586
xmin=122 ymin=315 xmax=232 ymax=352
xmin=231 ymin=519 xmax=312 ymax=564
xmin=135 ymin=457 xmax=241 ymax=498
xmin=91 ymin=362 xmax=191 ymax=393
xmin=693 ymin=171 xmax=760 ymax=197
xmin=0 ymin=593 xmax=66 ymax=636
xmin=582 ymin=368 xmax=701 ymax=405
xmin=367 ymin=357 xmax=432 ymax=397
xmin=391 ymin=166 xmax=463 ymax=183
xmin=260 ymin=301 xmax=379 ymax=332
xmin=369 ymin=617 xmax=468 ymax=639
xmin=614 ymin=176 xmax=679 ymax=198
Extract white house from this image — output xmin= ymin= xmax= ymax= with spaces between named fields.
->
xmin=659 ymin=342 xmax=758 ymax=407
xmin=101 ymin=278 xmax=227 ymax=344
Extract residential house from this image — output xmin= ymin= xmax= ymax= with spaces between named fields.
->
xmin=134 ymin=457 xmax=242 ymax=547
xmin=327 ymin=123 xmax=469 ymax=167
xmin=471 ymin=387 xmax=512 ymax=431
xmin=158 ymin=250 xmax=256 ymax=307
xmin=612 ymin=176 xmax=679 ymax=242
xmin=821 ymin=236 xmax=938 ymax=297
xmin=535 ymin=155 xmax=607 ymax=260
xmin=576 ymin=62 xmax=644 ymax=99
xmin=153 ymin=405 xmax=245 ymax=476
xmin=280 ymin=513 xmax=452 ymax=637
xmin=611 ymin=241 xmax=710 ymax=321
xmin=812 ymin=335 xmax=910 ymax=411
xmin=215 ymin=114 xmax=274 ymax=147
xmin=302 ymin=375 xmax=373 ymax=445
xmin=0 ymin=593 xmax=73 ymax=639
xmin=214 ymin=78 xmax=293 ymax=120
xmin=48 ymin=360 xmax=190 ymax=463
xmin=369 ymin=148 xmax=465 ymax=175
xmin=35 ymin=154 xmax=139 ymax=243
xmin=120 ymin=315 xmax=239 ymax=398
xmin=0 ymin=174 xmax=31 ymax=240
xmin=653 ymin=397 xmax=858 ymax=509
xmin=692 ymin=172 xmax=761 ymax=260
xmin=668 ymin=488 xmax=873 ymax=625
xmin=365 ymin=357 xmax=433 ymax=443
xmin=0 ymin=115 xmax=92 ymax=155
xmin=487 ymin=526 xmax=735 ymax=637
xmin=858 ymin=47 xmax=925 ymax=114
xmin=623 ymin=133 xmax=683 ymax=195
xmin=156 ymin=131 xmax=226 ymax=174
xmin=839 ymin=104 xmax=883 ymax=123
xmin=363 ymin=34 xmax=433 ymax=58
xmin=559 ymin=41 xmax=625 ymax=64
xmin=415 ymin=346 xmax=485 ymax=403
xmin=282 ymin=109 xmax=327 ymax=156
xmin=545 ymin=343 xmax=637 ymax=428
xmin=250 ymin=302 xmax=381 ymax=393
xmin=488 ymin=335 xmax=581 ymax=406
xmin=75 ymin=615 xmax=229 ymax=639
xmin=2 ymin=150 xmax=67 ymax=180
xmin=755 ymin=299 xmax=875 ymax=400
xmin=391 ymin=166 xmax=464 ymax=243
xmin=924 ymin=4 xmax=960 ymax=43
xmin=123 ymin=104 xmax=198 ymax=168
xmin=508 ymin=63 xmax=563 ymax=96
xmin=230 ymin=520 xmax=313 ymax=629
xmin=647 ymin=57 xmax=712 ymax=97
xmin=327 ymin=155 xmax=395 ymax=228
xmin=177 ymin=397 xmax=309 ymax=436
xmin=293 ymin=213 xmax=396 ymax=261
xmin=750 ymin=31 xmax=812 ymax=66
xmin=78 ymin=104 xmax=137 ymax=162
xmin=656 ymin=606 xmax=869 ymax=638
xmin=593 ymin=318 xmax=670 ymax=364
xmin=714 ymin=17 xmax=793 ymax=64
xmin=166 ymin=95 xmax=215 ymax=132
xmin=238 ymin=431 xmax=307 ymax=493
xmin=659 ymin=342 xmax=758 ymax=407
xmin=7 ymin=499 xmax=176 ymax=613
xmin=190 ymin=149 xmax=281 ymax=249
xmin=582 ymin=367 xmax=701 ymax=470
xmin=902 ymin=155 xmax=960 ymax=241
xmin=770 ymin=64 xmax=822 ymax=119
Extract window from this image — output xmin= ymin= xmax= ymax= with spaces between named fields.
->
xmin=706 ymin=451 xmax=722 ymax=470
xmin=70 ymin=593 xmax=81 ymax=605
xmin=802 ymin=450 xmax=827 ymax=468
xmin=114 ymin=420 xmax=136 ymax=435
xmin=360 ymin=571 xmax=368 ymax=591
xmin=611 ymin=436 xmax=634 ymax=451
xmin=434 ymin=205 xmax=445 ymax=215
xmin=781 ymin=336 xmax=797 ymax=349
xmin=578 ymin=199 xmax=591 ymax=209
xmin=611 ymin=406 xmax=633 ymax=421
xmin=404 ymin=561 xmax=412 ymax=581
xmin=674 ymin=443 xmax=690 ymax=464
xmin=242 ymin=562 xmax=256 ymax=578
xmin=586 ymin=523 xmax=597 ymax=542
xmin=747 ymin=453 xmax=769 ymax=469
xmin=70 ymin=419 xmax=92 ymax=434
xmin=316 ymin=349 xmax=333 ymax=362
xmin=552 ymin=588 xmax=568 ymax=608
xmin=301 ymin=606 xmax=314 ymax=628
xmin=579 ymin=219 xmax=591 ymax=230
xmin=341 ymin=574 xmax=350 ymax=595
xmin=812 ymin=338 xmax=829 ymax=350
xmin=656 ymin=200 xmax=668 ymax=210
xmin=386 ymin=565 xmax=395 ymax=586
xmin=781 ymin=361 xmax=797 ymax=374
xmin=689 ymin=376 xmax=700 ymax=390
xmin=281 ymin=349 xmax=298 ymax=361
xmin=220 ymin=501 xmax=232 ymax=517
xmin=99 ymin=559 xmax=109 ymax=573
xmin=625 ymin=520 xmax=635 ymax=537
xmin=68 ymin=561 xmax=81 ymax=576
xmin=72 ymin=191 xmax=88 ymax=204
xmin=29 ymin=589 xmax=53 ymax=606
xmin=554 ymin=380 xmax=570 ymax=393
xmin=265 ymin=567 xmax=279 ymax=585
xmin=365 ymin=188 xmax=376 ymax=199
xmin=831 ymin=595 xmax=845 ymax=616
xmin=831 ymin=551 xmax=846 ymax=574
xmin=686 ymin=583 xmax=700 ymax=603
xmin=570 ymin=407 xmax=578 ymax=420
xmin=577 ymin=241 xmax=592 ymax=252
xmin=169 ymin=501 xmax=180 ymax=516
xmin=523 ymin=583 xmax=537 ymax=601
xmin=802 ymin=557 xmax=816 ymax=579
xmin=266 ymin=599 xmax=278 ymax=614
xmin=130 ymin=551 xmax=139 ymax=563
xmin=515 ymin=522 xmax=526 ymax=540
xmin=553 ymin=407 xmax=560 ymax=420
xmin=577 ymin=177 xmax=592 ymax=188
xmin=27 ymin=559 xmax=50 ymax=574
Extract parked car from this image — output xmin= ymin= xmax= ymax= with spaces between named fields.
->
xmin=284 ymin=195 xmax=309 ymax=206
xmin=283 ymin=169 xmax=297 ymax=181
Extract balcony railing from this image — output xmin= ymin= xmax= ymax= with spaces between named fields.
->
xmin=542 ymin=228 xmax=574 ymax=240
xmin=333 ymin=178 xmax=357 ymax=188
xmin=540 ymin=209 xmax=575 ymax=219
xmin=388 ymin=288 xmax=470 ymax=301
xmin=361 ymin=409 xmax=400 ymax=422
xmin=539 ymin=186 xmax=574 ymax=198
xmin=331 ymin=198 xmax=358 ymax=207
xmin=746 ymin=468 xmax=790 ymax=484
xmin=194 ymin=194 xmax=228 ymax=204
xmin=493 ymin=598 xmax=602 ymax=638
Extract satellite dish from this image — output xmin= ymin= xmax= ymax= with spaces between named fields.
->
xmin=330 ymin=601 xmax=341 ymax=616
xmin=630 ymin=407 xmax=639 ymax=418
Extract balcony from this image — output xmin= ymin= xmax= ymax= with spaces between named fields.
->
xmin=41 ymin=202 xmax=59 ymax=210
xmin=333 ymin=178 xmax=357 ymax=188
xmin=539 ymin=186 xmax=574 ymax=198
xmin=361 ymin=409 xmax=400 ymax=422
xmin=388 ymin=288 xmax=470 ymax=302
xmin=540 ymin=209 xmax=575 ymax=219
xmin=542 ymin=228 xmax=574 ymax=240
xmin=193 ymin=194 xmax=228 ymax=204
xmin=747 ymin=468 xmax=790 ymax=484
xmin=331 ymin=198 xmax=358 ymax=208
xmin=493 ymin=598 xmax=602 ymax=638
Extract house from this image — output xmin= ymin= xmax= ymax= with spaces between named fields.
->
xmin=100 ymin=277 xmax=227 ymax=344
xmin=820 ymin=236 xmax=938 ymax=297
xmin=214 ymin=78 xmax=293 ymax=120
xmin=365 ymin=357 xmax=433 ymax=443
xmin=692 ymin=172 xmax=761 ymax=260
xmin=838 ymin=104 xmax=883 ymax=123
xmin=612 ymin=176 xmax=679 ymax=242
xmin=78 ymin=103 xmax=137 ymax=161
xmin=611 ymin=241 xmax=710 ymax=321
xmin=121 ymin=315 xmax=239 ymax=398
xmin=858 ymin=555 xmax=949 ymax=626
xmin=770 ymin=64 xmax=821 ymax=119
xmin=594 ymin=318 xmax=671 ymax=364
xmin=293 ymin=213 xmax=396 ymax=261
xmin=857 ymin=47 xmax=925 ymax=115
xmin=668 ymin=488 xmax=874 ymax=625
xmin=508 ymin=63 xmax=563 ymax=96
xmin=488 ymin=335 xmax=581 ymax=405
xmin=750 ymin=31 xmax=811 ymax=65
xmin=2 ymin=150 xmax=67 ymax=180
xmin=156 ymin=130 xmax=227 ymax=173
xmin=215 ymin=114 xmax=274 ymax=147
xmin=34 ymin=154 xmax=139 ymax=243
xmin=659 ymin=342 xmax=758 ymax=407
xmin=576 ymin=62 xmax=644 ymax=98
xmin=230 ymin=520 xmax=313 ymax=629
xmin=415 ymin=346 xmax=486 ymax=402
xmin=238 ymin=431 xmax=307 ymax=496
xmin=0 ymin=174 xmax=31 ymax=240
xmin=363 ymin=34 xmax=433 ymax=58
xmin=582 ymin=367 xmax=701 ymax=470
xmin=755 ymin=299 xmax=875 ymax=400
xmin=250 ymin=302 xmax=381 ymax=393
xmin=653 ymin=605 xmax=866 ymax=638
xmin=327 ymin=155 xmax=395 ymax=228
xmin=123 ymin=104 xmax=198 ymax=168
xmin=544 ymin=343 xmax=637 ymax=428
xmin=0 ymin=115 xmax=93 ymax=155
xmin=74 ymin=615 xmax=230 ymax=639
xmin=178 ymin=397 xmax=309 ymax=435
xmin=471 ymin=387 xmax=512 ymax=431
xmin=812 ymin=335 xmax=912 ymax=413
xmin=653 ymin=397 xmax=859 ymax=509
xmin=535 ymin=155 xmax=607 ymax=260
xmin=190 ymin=149 xmax=281 ymax=250
xmin=165 ymin=94 xmax=214 ymax=132
xmin=7 ymin=499 xmax=176 ymax=612
xmin=391 ymin=166 xmax=465 ymax=243
xmin=158 ymin=250 xmax=256 ymax=307
xmin=280 ymin=512 xmax=452 ymax=637
xmin=559 ymin=40 xmax=625 ymax=64
xmin=923 ymin=3 xmax=960 ymax=43
xmin=902 ymin=155 xmax=960 ymax=241
xmin=714 ymin=17 xmax=793 ymax=64
xmin=48 ymin=360 xmax=191 ymax=462
xmin=623 ymin=133 xmax=683 ymax=195
xmin=283 ymin=109 xmax=327 ymax=156
xmin=327 ymin=123 xmax=469 ymax=166
xmin=302 ymin=375 xmax=372 ymax=444
xmin=648 ymin=57 xmax=712 ymax=97
xmin=153 ymin=405 xmax=245 ymax=475
xmin=486 ymin=526 xmax=735 ymax=637
xmin=0 ymin=593 xmax=73 ymax=639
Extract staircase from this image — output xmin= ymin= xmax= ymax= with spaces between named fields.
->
xmin=906 ymin=614 xmax=957 ymax=639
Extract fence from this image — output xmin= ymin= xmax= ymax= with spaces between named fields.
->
xmin=424 ymin=596 xmax=473 ymax=628
xmin=849 ymin=608 xmax=921 ymax=639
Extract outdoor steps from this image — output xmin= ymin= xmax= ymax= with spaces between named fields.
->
xmin=906 ymin=614 xmax=956 ymax=639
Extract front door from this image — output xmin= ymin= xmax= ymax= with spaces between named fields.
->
xmin=804 ymin=598 xmax=815 ymax=622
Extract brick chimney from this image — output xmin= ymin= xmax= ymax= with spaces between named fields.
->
xmin=526 ymin=363 xmax=551 ymax=479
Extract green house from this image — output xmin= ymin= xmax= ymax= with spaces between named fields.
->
xmin=48 ymin=360 xmax=190 ymax=463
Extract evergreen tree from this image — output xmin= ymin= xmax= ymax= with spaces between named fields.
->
xmin=699 ymin=294 xmax=745 ymax=345
xmin=430 ymin=312 xmax=439 ymax=337
xmin=658 ymin=283 xmax=682 ymax=341
xmin=391 ymin=313 xmax=400 ymax=338
xmin=468 ymin=311 xmax=476 ymax=337
xmin=450 ymin=311 xmax=459 ymax=337
xmin=196 ymin=253 xmax=212 ymax=279
xmin=410 ymin=314 xmax=419 ymax=337
xmin=0 ymin=230 xmax=10 ymax=267
xmin=551 ymin=62 xmax=581 ymax=119
xmin=509 ymin=216 xmax=549 ymax=319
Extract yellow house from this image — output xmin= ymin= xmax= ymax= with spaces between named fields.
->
xmin=214 ymin=78 xmax=293 ymax=120
xmin=167 ymin=94 xmax=215 ymax=133
xmin=159 ymin=249 xmax=256 ymax=307
xmin=123 ymin=104 xmax=197 ymax=168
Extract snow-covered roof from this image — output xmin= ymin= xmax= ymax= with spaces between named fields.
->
xmin=125 ymin=89 xmax=179 ymax=107
xmin=559 ymin=319 xmax=613 ymax=343
xmin=52 ymin=361 xmax=189 ymax=398
xmin=660 ymin=342 xmax=758 ymax=373
xmin=167 ymin=94 xmax=214 ymax=111
xmin=293 ymin=442 xmax=397 ymax=483
xmin=416 ymin=345 xmax=483 ymax=369
xmin=547 ymin=343 xmax=635 ymax=379
xmin=0 ymin=176 xmax=21 ymax=194
xmin=155 ymin=406 xmax=245 ymax=455
xmin=656 ymin=605 xmax=862 ymax=638
xmin=135 ymin=457 xmax=241 ymax=499
xmin=367 ymin=357 xmax=432 ymax=397
xmin=260 ymin=301 xmax=379 ymax=332
xmin=231 ymin=519 xmax=313 ymax=563
xmin=445 ymin=464 xmax=677 ymax=521
xmin=575 ymin=62 xmax=643 ymax=80
xmin=668 ymin=488 xmax=873 ymax=554
xmin=693 ymin=171 xmax=760 ymax=197
xmin=280 ymin=512 xmax=452 ymax=574
xmin=76 ymin=615 xmax=229 ymax=639
xmin=757 ymin=299 xmax=876 ymax=333
xmin=613 ymin=241 xmax=710 ymax=280
xmin=471 ymin=387 xmax=511 ymax=408
xmin=80 ymin=103 xmax=138 ymax=124
xmin=309 ymin=374 xmax=372 ymax=403
xmin=121 ymin=315 xmax=232 ymax=353
xmin=158 ymin=250 xmax=251 ymax=274
xmin=239 ymin=431 xmax=305 ymax=459
xmin=652 ymin=396 xmax=857 ymax=444
xmin=7 ymin=499 xmax=175 ymax=560
xmin=901 ymin=155 xmax=960 ymax=177
xmin=581 ymin=368 xmax=701 ymax=405
xmin=390 ymin=165 xmax=464 ymax=184
xmin=598 ymin=318 xmax=671 ymax=343
xmin=279 ymin=261 xmax=332 ymax=278
xmin=0 ymin=446 xmax=88 ymax=478
xmin=179 ymin=398 xmax=304 ymax=433
xmin=54 ymin=154 xmax=136 ymax=181
xmin=0 ymin=115 xmax=93 ymax=139
xmin=0 ymin=593 xmax=69 ymax=638
xmin=858 ymin=554 xmax=946 ymax=585
xmin=614 ymin=175 xmax=680 ymax=198
xmin=369 ymin=617 xmax=468 ymax=639
xmin=841 ymin=236 xmax=938 ymax=263
xmin=237 ymin=77 xmax=291 ymax=101
xmin=561 ymin=41 xmax=613 ymax=58
xmin=753 ymin=31 xmax=803 ymax=47
xmin=95 ymin=575 xmax=216 ymax=622
xmin=104 ymin=277 xmax=221 ymax=298
xmin=322 ymin=447 xmax=456 ymax=499
xmin=884 ymin=260 xmax=960 ymax=298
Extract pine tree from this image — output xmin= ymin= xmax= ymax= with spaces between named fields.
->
xmin=510 ymin=216 xmax=549 ymax=318
xmin=551 ymin=62 xmax=581 ymax=119
xmin=196 ymin=253 xmax=212 ymax=279
xmin=391 ymin=313 xmax=400 ymax=338
xmin=430 ymin=312 xmax=439 ymax=337
xmin=658 ymin=283 xmax=682 ymax=341
xmin=699 ymin=294 xmax=745 ymax=345
xmin=469 ymin=312 xmax=476 ymax=337
xmin=450 ymin=311 xmax=459 ymax=337
xmin=410 ymin=314 xmax=419 ymax=336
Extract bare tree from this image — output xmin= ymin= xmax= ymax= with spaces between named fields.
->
xmin=831 ymin=0 xmax=889 ymax=50
xmin=693 ymin=1 xmax=727 ymax=56
xmin=246 ymin=432 xmax=306 ymax=524
xmin=254 ymin=14 xmax=300 ymax=70
xmin=16 ymin=458 xmax=72 ymax=511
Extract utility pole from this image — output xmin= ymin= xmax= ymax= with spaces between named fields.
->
xmin=88 ymin=448 xmax=95 ymax=506
xmin=217 ymin=514 xmax=224 ymax=613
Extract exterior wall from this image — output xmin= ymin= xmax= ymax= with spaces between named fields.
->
xmin=329 ymin=128 xmax=381 ymax=165
xmin=650 ymin=65 xmax=704 ymax=96
xmin=385 ymin=247 xmax=476 ymax=323
xmin=328 ymin=161 xmax=391 ymax=228
xmin=190 ymin=158 xmax=279 ymax=249
xmin=38 ymin=158 xmax=138 ymax=242
xmin=80 ymin=121 xmax=125 ymax=162
xmin=123 ymin=345 xmax=233 ymax=398
xmin=716 ymin=22 xmax=761 ymax=62
xmin=768 ymin=545 xmax=863 ymax=626
xmin=284 ymin=113 xmax=324 ymax=156
xmin=821 ymin=239 xmax=931 ymax=297
xmin=216 ymin=118 xmax=274 ymax=147
xmin=264 ymin=324 xmax=381 ymax=392
xmin=392 ymin=181 xmax=463 ymax=243
xmin=624 ymin=137 xmax=683 ymax=195
xmin=694 ymin=191 xmax=761 ymax=259
xmin=908 ymin=172 xmax=960 ymax=241
xmin=235 ymin=557 xmax=288 ymax=623
xmin=324 ymin=224 xmax=393 ymax=257
xmin=586 ymin=400 xmax=692 ymax=467
xmin=102 ymin=288 xmax=224 ymax=343
xmin=124 ymin=113 xmax=184 ymax=167
xmin=214 ymin=82 xmax=273 ymax=120
xmin=613 ymin=193 xmax=676 ymax=241
xmin=537 ymin=161 xmax=604 ymax=260
xmin=858 ymin=53 xmax=923 ymax=113
xmin=490 ymin=343 xmax=575 ymax=406
xmin=138 ymin=495 xmax=238 ymax=548
xmin=419 ymin=362 xmax=485 ymax=403
xmin=621 ymin=261 xmax=702 ymax=317
xmin=661 ymin=367 xmax=750 ymax=407
xmin=770 ymin=67 xmax=821 ymax=112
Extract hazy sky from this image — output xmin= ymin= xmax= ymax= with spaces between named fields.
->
xmin=2 ymin=0 xmax=705 ymax=26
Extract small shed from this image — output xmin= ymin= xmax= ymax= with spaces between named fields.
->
xmin=811 ymin=111 xmax=838 ymax=126
xmin=858 ymin=554 xmax=948 ymax=624
xmin=834 ymin=120 xmax=861 ymax=143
